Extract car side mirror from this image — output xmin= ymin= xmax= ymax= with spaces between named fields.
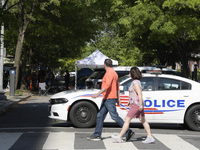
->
xmin=119 ymin=86 xmax=124 ymax=92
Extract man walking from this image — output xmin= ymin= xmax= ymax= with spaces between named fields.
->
xmin=87 ymin=59 xmax=134 ymax=141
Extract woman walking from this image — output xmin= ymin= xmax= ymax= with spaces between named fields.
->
xmin=111 ymin=67 xmax=155 ymax=144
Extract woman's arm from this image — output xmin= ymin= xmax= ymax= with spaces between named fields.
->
xmin=134 ymin=83 xmax=144 ymax=111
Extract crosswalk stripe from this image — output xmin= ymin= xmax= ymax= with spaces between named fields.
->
xmin=102 ymin=133 xmax=138 ymax=150
xmin=0 ymin=132 xmax=22 ymax=150
xmin=75 ymin=132 xmax=106 ymax=150
xmin=0 ymin=132 xmax=199 ymax=150
xmin=10 ymin=132 xmax=49 ymax=150
xmin=153 ymin=134 xmax=199 ymax=150
xmin=43 ymin=132 xmax=74 ymax=150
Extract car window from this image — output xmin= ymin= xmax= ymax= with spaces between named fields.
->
xmin=120 ymin=78 xmax=132 ymax=91
xmin=120 ymin=77 xmax=155 ymax=91
xmin=158 ymin=78 xmax=191 ymax=90
xmin=181 ymin=81 xmax=191 ymax=90
xmin=119 ymin=75 xmax=130 ymax=84
xmin=141 ymin=77 xmax=155 ymax=91
xmin=88 ymin=70 xmax=105 ymax=79
xmin=116 ymin=71 xmax=129 ymax=78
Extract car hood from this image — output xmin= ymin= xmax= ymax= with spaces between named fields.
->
xmin=50 ymin=89 xmax=99 ymax=99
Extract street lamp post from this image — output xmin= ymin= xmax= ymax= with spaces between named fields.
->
xmin=0 ymin=0 xmax=7 ymax=100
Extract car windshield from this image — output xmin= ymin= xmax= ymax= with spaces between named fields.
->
xmin=119 ymin=75 xmax=130 ymax=84
xmin=88 ymin=70 xmax=106 ymax=79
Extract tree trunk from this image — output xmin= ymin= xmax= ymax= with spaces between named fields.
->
xmin=13 ymin=0 xmax=34 ymax=89
xmin=14 ymin=25 xmax=28 ymax=89
xmin=181 ymin=56 xmax=190 ymax=77
xmin=20 ymin=48 xmax=28 ymax=90
xmin=176 ymin=40 xmax=190 ymax=78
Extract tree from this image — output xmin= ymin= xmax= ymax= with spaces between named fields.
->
xmin=5 ymin=0 xmax=52 ymax=89
xmin=83 ymin=30 xmax=143 ymax=66
xmin=4 ymin=0 xmax=105 ymax=89
xmin=107 ymin=0 xmax=200 ymax=77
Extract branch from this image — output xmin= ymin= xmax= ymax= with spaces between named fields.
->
xmin=2 ymin=0 xmax=9 ymax=10
xmin=6 ymin=0 xmax=23 ymax=11
xmin=24 ymin=1 xmax=36 ymax=26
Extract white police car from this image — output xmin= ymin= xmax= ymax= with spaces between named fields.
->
xmin=49 ymin=72 xmax=200 ymax=131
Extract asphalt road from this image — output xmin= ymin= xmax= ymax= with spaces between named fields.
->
xmin=0 ymin=95 xmax=199 ymax=150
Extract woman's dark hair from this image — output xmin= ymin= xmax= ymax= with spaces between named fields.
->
xmin=104 ymin=59 xmax=112 ymax=67
xmin=130 ymin=67 xmax=142 ymax=80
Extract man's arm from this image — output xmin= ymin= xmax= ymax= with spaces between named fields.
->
xmin=92 ymin=88 xmax=106 ymax=98
xmin=117 ymin=90 xmax=121 ymax=105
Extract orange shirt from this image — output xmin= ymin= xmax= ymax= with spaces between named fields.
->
xmin=102 ymin=68 xmax=119 ymax=99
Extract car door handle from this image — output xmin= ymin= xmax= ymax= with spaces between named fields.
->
xmin=183 ymin=95 xmax=189 ymax=97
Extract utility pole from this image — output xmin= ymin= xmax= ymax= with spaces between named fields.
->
xmin=0 ymin=0 xmax=7 ymax=100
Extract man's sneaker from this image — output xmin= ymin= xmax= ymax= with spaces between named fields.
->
xmin=126 ymin=130 xmax=135 ymax=141
xmin=87 ymin=135 xmax=102 ymax=141
xmin=111 ymin=134 xmax=123 ymax=143
xmin=142 ymin=136 xmax=155 ymax=144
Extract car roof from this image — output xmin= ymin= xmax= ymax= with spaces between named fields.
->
xmin=121 ymin=73 xmax=195 ymax=83
xmin=92 ymin=66 xmax=187 ymax=78
xmin=95 ymin=66 xmax=178 ymax=71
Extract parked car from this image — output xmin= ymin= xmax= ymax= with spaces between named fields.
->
xmin=85 ymin=66 xmax=186 ymax=89
xmin=70 ymin=68 xmax=94 ymax=89
xmin=48 ymin=71 xmax=200 ymax=131
xmin=85 ymin=66 xmax=131 ymax=89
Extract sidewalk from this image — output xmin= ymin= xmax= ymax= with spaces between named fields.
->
xmin=0 ymin=91 xmax=32 ymax=114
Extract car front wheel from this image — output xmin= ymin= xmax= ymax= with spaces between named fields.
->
xmin=185 ymin=104 xmax=200 ymax=131
xmin=69 ymin=101 xmax=97 ymax=128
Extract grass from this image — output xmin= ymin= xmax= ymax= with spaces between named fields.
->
xmin=15 ymin=90 xmax=23 ymax=96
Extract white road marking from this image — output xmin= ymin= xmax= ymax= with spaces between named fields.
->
xmin=153 ymin=134 xmax=199 ymax=150
xmin=102 ymin=133 xmax=138 ymax=150
xmin=43 ymin=132 xmax=74 ymax=150
xmin=0 ymin=132 xmax=22 ymax=150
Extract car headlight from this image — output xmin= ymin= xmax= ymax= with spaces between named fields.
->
xmin=49 ymin=98 xmax=68 ymax=104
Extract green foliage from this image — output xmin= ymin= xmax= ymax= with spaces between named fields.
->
xmin=59 ymin=58 xmax=78 ymax=72
xmin=3 ymin=0 xmax=200 ymax=76
xmin=4 ymin=0 xmax=104 ymax=71
xmin=105 ymin=0 xmax=200 ymax=76
xmin=83 ymin=30 xmax=143 ymax=66
xmin=15 ymin=90 xmax=23 ymax=96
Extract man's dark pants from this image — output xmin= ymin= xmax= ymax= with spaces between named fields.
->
xmin=93 ymin=99 xmax=130 ymax=137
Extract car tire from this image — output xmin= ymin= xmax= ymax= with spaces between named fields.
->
xmin=69 ymin=101 xmax=97 ymax=128
xmin=185 ymin=104 xmax=200 ymax=131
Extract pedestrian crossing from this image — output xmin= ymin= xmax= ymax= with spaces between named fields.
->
xmin=0 ymin=132 xmax=199 ymax=150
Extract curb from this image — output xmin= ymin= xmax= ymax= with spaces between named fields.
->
xmin=0 ymin=95 xmax=31 ymax=114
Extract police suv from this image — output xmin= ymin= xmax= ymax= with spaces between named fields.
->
xmin=49 ymin=72 xmax=200 ymax=131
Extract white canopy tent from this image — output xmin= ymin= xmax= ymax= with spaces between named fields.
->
xmin=75 ymin=49 xmax=118 ymax=89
